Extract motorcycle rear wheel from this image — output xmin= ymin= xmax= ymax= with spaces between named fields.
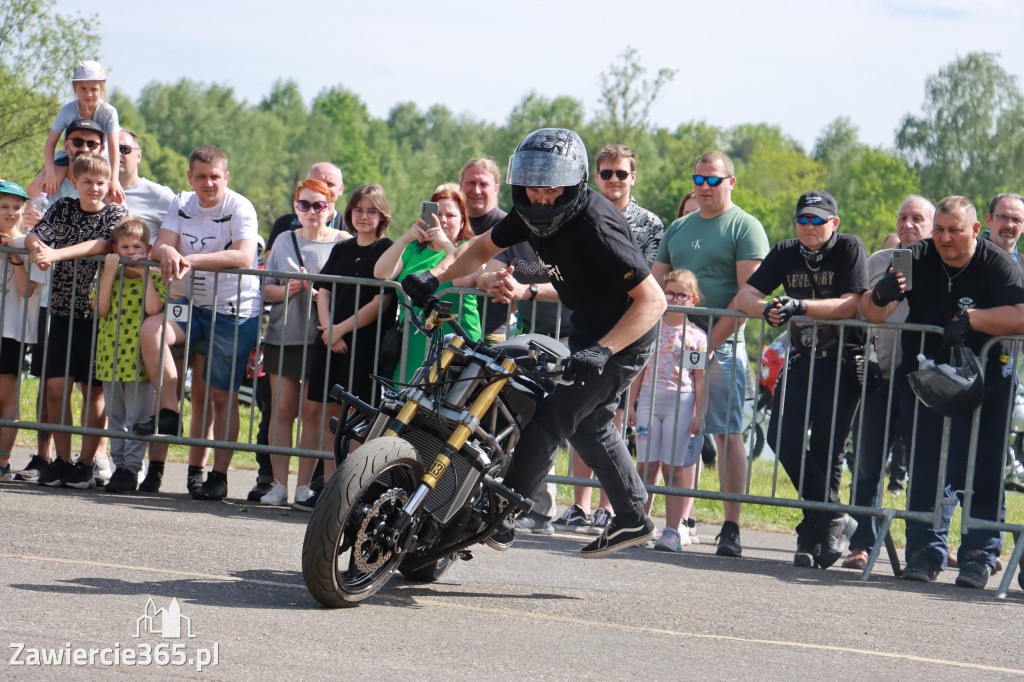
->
xmin=302 ymin=437 xmax=423 ymax=607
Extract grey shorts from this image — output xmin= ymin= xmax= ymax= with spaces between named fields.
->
xmin=704 ymin=340 xmax=747 ymax=435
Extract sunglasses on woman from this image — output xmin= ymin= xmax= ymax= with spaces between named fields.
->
xmin=296 ymin=200 xmax=329 ymax=213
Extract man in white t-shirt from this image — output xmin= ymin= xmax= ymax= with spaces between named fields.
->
xmin=118 ymin=129 xmax=175 ymax=244
xmin=135 ymin=146 xmax=260 ymax=501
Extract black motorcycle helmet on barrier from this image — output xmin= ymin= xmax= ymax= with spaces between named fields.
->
xmin=507 ymin=128 xmax=589 ymax=238
xmin=906 ymin=343 xmax=985 ymax=418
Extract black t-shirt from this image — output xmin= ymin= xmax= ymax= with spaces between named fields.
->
xmin=747 ymin=233 xmax=868 ymax=350
xmin=490 ymin=189 xmax=652 ymax=348
xmin=267 ymin=211 xmax=345 ymax=252
xmin=470 ymin=206 xmax=506 ymax=236
xmin=901 ymin=237 xmax=1024 ymax=369
xmin=314 ymin=237 xmax=396 ymax=331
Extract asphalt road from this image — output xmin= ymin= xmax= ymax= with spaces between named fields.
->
xmin=1 ymin=458 xmax=1022 ymax=681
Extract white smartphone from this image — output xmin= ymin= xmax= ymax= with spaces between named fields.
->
xmin=891 ymin=248 xmax=913 ymax=291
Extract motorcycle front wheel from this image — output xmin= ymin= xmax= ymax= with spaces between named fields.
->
xmin=302 ymin=436 xmax=423 ymax=607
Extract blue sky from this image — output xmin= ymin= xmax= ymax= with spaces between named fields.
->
xmin=56 ymin=0 xmax=1024 ymax=153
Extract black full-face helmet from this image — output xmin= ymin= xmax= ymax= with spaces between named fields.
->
xmin=906 ymin=344 xmax=985 ymax=418
xmin=507 ymin=128 xmax=589 ymax=238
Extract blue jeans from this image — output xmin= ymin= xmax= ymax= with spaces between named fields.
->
xmin=503 ymin=338 xmax=655 ymax=520
xmin=896 ymin=364 xmax=1008 ymax=571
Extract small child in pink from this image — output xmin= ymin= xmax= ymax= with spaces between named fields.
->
xmin=630 ymin=268 xmax=707 ymax=552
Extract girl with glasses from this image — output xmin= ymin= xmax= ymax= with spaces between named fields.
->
xmin=628 ymin=269 xmax=707 ymax=552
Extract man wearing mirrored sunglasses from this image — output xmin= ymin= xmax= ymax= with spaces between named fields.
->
xmin=983 ymin=193 xmax=1024 ymax=272
xmin=118 ymin=129 xmax=175 ymax=244
xmin=652 ymin=150 xmax=770 ymax=558
xmin=26 ymin=119 xmax=107 ymax=211
xmin=736 ymin=190 xmax=867 ymax=569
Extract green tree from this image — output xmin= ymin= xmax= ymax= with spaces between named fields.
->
xmin=896 ymin=51 xmax=1024 ymax=206
xmin=815 ymin=117 xmax=919 ymax=252
xmin=594 ymin=46 xmax=676 ymax=145
xmin=0 ymin=0 xmax=101 ymax=183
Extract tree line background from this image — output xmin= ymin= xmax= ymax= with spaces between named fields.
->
xmin=3 ymin=1 xmax=1024 ymax=253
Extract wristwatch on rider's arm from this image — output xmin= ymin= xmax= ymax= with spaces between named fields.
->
xmin=529 ymin=284 xmax=539 ymax=301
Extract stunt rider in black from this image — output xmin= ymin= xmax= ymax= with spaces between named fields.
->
xmin=403 ymin=128 xmax=667 ymax=557
xmin=735 ymin=191 xmax=867 ymax=569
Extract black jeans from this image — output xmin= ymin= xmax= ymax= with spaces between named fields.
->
xmin=768 ymin=351 xmax=860 ymax=539
xmin=503 ymin=338 xmax=655 ymax=520
xmin=849 ymin=376 xmax=904 ymax=548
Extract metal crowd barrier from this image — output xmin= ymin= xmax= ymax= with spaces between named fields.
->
xmin=2 ymin=246 xmax=1020 ymax=596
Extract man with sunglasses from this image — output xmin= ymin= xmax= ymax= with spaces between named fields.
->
xmin=26 ymin=119 xmax=107 ymax=215
xmin=735 ymin=191 xmax=867 ymax=569
xmin=118 ymin=129 xmax=175 ymax=244
xmin=652 ymin=150 xmax=770 ymax=558
xmin=135 ymin=146 xmax=261 ymax=503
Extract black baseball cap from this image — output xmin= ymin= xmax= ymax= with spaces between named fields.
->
xmin=795 ymin=191 xmax=838 ymax=219
xmin=65 ymin=118 xmax=104 ymax=138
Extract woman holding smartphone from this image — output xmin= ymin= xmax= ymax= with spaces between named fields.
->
xmin=374 ymin=186 xmax=482 ymax=383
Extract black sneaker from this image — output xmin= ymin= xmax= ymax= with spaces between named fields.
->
xmin=485 ymin=519 xmax=515 ymax=551
xmin=246 ymin=475 xmax=274 ymax=502
xmin=15 ymin=454 xmax=50 ymax=482
xmin=515 ymin=511 xmax=554 ymax=535
xmin=794 ymin=536 xmax=819 ymax=568
xmin=291 ymin=486 xmax=321 ymax=512
xmin=104 ymin=467 xmax=138 ymax=493
xmin=715 ymin=522 xmax=743 ymax=558
xmin=186 ymin=466 xmax=205 ymax=494
xmin=138 ymin=463 xmax=163 ymax=493
xmin=132 ymin=409 xmax=182 ymax=436
xmin=817 ymin=514 xmax=858 ymax=569
xmin=580 ymin=515 xmax=656 ymax=558
xmin=955 ymin=551 xmax=992 ymax=589
xmin=553 ymin=504 xmax=591 ymax=532
xmin=38 ymin=458 xmax=72 ymax=487
xmin=901 ymin=552 xmax=941 ymax=582
xmin=65 ymin=460 xmax=97 ymax=489
xmin=191 ymin=471 xmax=227 ymax=500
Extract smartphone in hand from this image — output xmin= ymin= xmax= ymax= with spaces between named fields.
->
xmin=891 ymin=248 xmax=913 ymax=291
xmin=420 ymin=201 xmax=440 ymax=229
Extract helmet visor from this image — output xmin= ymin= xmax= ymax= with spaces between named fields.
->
xmin=507 ymin=151 xmax=585 ymax=188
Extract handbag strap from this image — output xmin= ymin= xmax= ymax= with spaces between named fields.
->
xmin=290 ymin=230 xmax=305 ymax=270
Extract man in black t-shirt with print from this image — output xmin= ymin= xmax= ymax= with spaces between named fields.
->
xmin=864 ymin=195 xmax=1024 ymax=590
xmin=404 ymin=129 xmax=666 ymax=558
xmin=736 ymin=191 xmax=867 ymax=569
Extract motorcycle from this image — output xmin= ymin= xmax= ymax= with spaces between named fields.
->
xmin=301 ymin=298 xmax=569 ymax=607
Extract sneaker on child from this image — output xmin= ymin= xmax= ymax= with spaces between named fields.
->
xmin=586 ymin=507 xmax=612 ymax=536
xmin=65 ymin=459 xmax=97 ymax=489
xmin=553 ymin=504 xmax=591 ymax=532
xmin=261 ymin=480 xmax=288 ymax=506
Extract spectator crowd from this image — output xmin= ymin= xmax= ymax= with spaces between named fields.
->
xmin=1 ymin=62 xmax=1022 ymax=593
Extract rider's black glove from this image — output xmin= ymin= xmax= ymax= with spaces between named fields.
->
xmin=870 ymin=269 xmax=905 ymax=307
xmin=402 ymin=272 xmax=439 ymax=309
xmin=763 ymin=296 xmax=806 ymax=327
xmin=943 ymin=308 xmax=971 ymax=347
xmin=564 ymin=343 xmax=613 ymax=382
